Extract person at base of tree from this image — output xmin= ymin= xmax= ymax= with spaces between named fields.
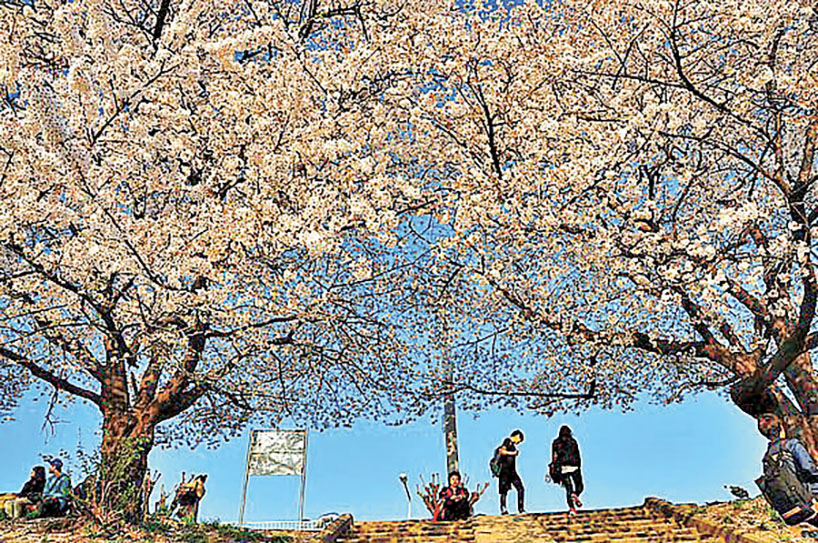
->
xmin=497 ymin=429 xmax=525 ymax=515
xmin=37 ymin=459 xmax=72 ymax=518
xmin=552 ymin=425 xmax=584 ymax=515
xmin=176 ymin=474 xmax=207 ymax=523
xmin=2 ymin=466 xmax=46 ymax=519
xmin=439 ymin=471 xmax=470 ymax=521
xmin=757 ymin=412 xmax=818 ymax=526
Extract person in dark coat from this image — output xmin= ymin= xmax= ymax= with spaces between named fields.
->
xmin=3 ymin=466 xmax=46 ymax=519
xmin=439 ymin=471 xmax=470 ymax=521
xmin=552 ymin=425 xmax=583 ymax=514
xmin=497 ymin=429 xmax=525 ymax=515
xmin=756 ymin=412 xmax=818 ymax=526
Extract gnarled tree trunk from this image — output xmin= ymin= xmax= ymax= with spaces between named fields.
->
xmin=98 ymin=409 xmax=156 ymax=521
xmin=731 ymin=351 xmax=818 ymax=461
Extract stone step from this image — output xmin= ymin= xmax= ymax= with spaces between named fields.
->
xmin=520 ymin=518 xmax=693 ymax=532
xmin=338 ymin=538 xmax=475 ymax=543
xmin=335 ymin=506 xmax=727 ymax=543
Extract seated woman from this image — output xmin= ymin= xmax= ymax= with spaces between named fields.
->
xmin=438 ymin=471 xmax=470 ymax=521
xmin=3 ymin=466 xmax=46 ymax=519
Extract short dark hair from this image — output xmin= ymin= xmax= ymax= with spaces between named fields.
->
xmin=511 ymin=429 xmax=524 ymax=441
xmin=758 ymin=413 xmax=781 ymax=439
xmin=559 ymin=425 xmax=572 ymax=438
xmin=448 ymin=470 xmax=461 ymax=481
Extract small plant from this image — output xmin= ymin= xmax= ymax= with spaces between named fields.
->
xmin=202 ymin=520 xmax=259 ymax=541
xmin=141 ymin=516 xmax=173 ymax=534
xmin=174 ymin=530 xmax=207 ymax=543
xmin=177 ymin=530 xmax=207 ymax=543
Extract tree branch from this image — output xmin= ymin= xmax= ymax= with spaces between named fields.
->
xmin=152 ymin=0 xmax=172 ymax=44
xmin=0 ymin=345 xmax=102 ymax=405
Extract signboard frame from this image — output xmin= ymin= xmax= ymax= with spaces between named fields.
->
xmin=238 ymin=429 xmax=308 ymax=525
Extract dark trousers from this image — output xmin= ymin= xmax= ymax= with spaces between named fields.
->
xmin=40 ymin=497 xmax=68 ymax=518
xmin=561 ymin=470 xmax=584 ymax=508
xmin=442 ymin=499 xmax=471 ymax=521
xmin=499 ymin=471 xmax=524 ymax=513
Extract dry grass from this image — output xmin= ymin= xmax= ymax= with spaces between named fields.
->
xmin=689 ymin=497 xmax=818 ymax=542
xmin=0 ymin=517 xmax=295 ymax=543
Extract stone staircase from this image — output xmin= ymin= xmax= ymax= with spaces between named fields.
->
xmin=337 ymin=518 xmax=475 ymax=543
xmin=334 ymin=503 xmax=727 ymax=543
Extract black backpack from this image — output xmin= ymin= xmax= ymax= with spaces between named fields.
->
xmin=489 ymin=447 xmax=502 ymax=478
xmin=756 ymin=444 xmax=816 ymax=525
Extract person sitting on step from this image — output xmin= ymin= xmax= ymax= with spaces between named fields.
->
xmin=439 ymin=471 xmax=470 ymax=521
xmin=37 ymin=459 xmax=72 ymax=518
xmin=2 ymin=466 xmax=46 ymax=519
xmin=756 ymin=412 xmax=818 ymax=526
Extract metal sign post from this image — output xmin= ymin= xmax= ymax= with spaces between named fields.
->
xmin=238 ymin=433 xmax=254 ymax=525
xmin=299 ymin=432 xmax=308 ymax=521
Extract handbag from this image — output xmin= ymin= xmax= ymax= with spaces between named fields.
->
xmin=548 ymin=462 xmax=562 ymax=485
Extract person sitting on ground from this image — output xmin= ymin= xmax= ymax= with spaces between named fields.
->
xmin=2 ymin=466 xmax=46 ymax=519
xmin=37 ymin=459 xmax=72 ymax=518
xmin=756 ymin=412 xmax=818 ymax=526
xmin=552 ymin=425 xmax=584 ymax=515
xmin=439 ymin=471 xmax=470 ymax=521
xmin=175 ymin=474 xmax=207 ymax=523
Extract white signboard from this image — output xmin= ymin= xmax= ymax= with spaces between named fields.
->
xmin=247 ymin=430 xmax=307 ymax=476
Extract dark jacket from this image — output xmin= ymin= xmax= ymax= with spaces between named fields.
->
xmin=765 ymin=437 xmax=818 ymax=495
xmin=19 ymin=476 xmax=45 ymax=498
xmin=439 ymin=485 xmax=470 ymax=520
xmin=499 ymin=438 xmax=518 ymax=474
xmin=552 ymin=436 xmax=581 ymax=468
xmin=439 ymin=485 xmax=469 ymax=504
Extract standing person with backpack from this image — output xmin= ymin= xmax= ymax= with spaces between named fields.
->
xmin=756 ymin=413 xmax=818 ymax=526
xmin=551 ymin=425 xmax=584 ymax=515
xmin=493 ymin=429 xmax=525 ymax=515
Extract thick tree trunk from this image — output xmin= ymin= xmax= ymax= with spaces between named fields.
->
xmin=782 ymin=353 xmax=818 ymax=458
xmin=731 ymin=355 xmax=818 ymax=462
xmin=96 ymin=409 xmax=156 ymax=522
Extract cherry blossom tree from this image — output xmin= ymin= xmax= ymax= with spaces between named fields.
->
xmin=379 ymin=0 xmax=818 ymax=455
xmin=0 ymin=0 xmax=429 ymax=516
xmin=5 ymin=0 xmax=817 ymax=515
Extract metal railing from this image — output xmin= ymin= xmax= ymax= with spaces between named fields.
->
xmin=226 ymin=517 xmax=334 ymax=532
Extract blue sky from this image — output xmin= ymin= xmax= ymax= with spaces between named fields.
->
xmin=0 ymin=390 xmax=764 ymax=522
